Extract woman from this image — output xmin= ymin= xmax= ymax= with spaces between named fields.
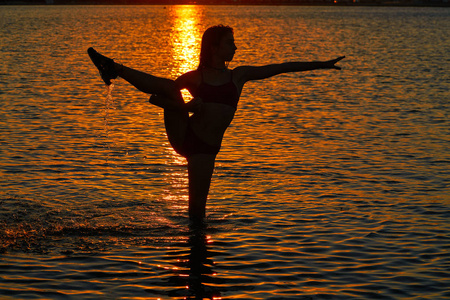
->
xmin=88 ymin=25 xmax=344 ymax=225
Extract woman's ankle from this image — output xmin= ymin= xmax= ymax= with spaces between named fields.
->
xmin=114 ymin=63 xmax=124 ymax=77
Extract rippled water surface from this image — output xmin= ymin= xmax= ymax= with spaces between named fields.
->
xmin=1 ymin=5 xmax=449 ymax=299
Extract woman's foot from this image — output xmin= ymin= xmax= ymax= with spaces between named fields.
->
xmin=87 ymin=47 xmax=118 ymax=86
xmin=186 ymin=97 xmax=203 ymax=113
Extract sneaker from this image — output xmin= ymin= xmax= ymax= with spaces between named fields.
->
xmin=87 ymin=47 xmax=118 ymax=86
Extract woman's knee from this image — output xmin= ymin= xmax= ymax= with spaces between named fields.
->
xmin=159 ymin=78 xmax=180 ymax=99
xmin=164 ymin=110 xmax=188 ymax=150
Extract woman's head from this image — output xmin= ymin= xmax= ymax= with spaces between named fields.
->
xmin=198 ymin=25 xmax=235 ymax=69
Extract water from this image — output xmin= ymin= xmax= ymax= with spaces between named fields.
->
xmin=1 ymin=5 xmax=449 ymax=299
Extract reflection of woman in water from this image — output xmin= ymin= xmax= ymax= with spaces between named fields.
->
xmin=88 ymin=25 xmax=344 ymax=225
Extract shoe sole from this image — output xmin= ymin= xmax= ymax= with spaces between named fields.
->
xmin=87 ymin=47 xmax=112 ymax=86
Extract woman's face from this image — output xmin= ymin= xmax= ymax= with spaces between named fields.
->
xmin=215 ymin=32 xmax=237 ymax=62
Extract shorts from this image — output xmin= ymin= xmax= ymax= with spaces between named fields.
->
xmin=178 ymin=124 xmax=221 ymax=158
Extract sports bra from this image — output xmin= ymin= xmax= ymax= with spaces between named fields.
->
xmin=196 ymin=70 xmax=240 ymax=109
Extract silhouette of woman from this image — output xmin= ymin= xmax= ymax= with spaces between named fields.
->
xmin=88 ymin=25 xmax=344 ymax=225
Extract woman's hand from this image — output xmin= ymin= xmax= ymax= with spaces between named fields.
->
xmin=326 ymin=56 xmax=345 ymax=70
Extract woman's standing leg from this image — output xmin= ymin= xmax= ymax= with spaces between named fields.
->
xmin=187 ymin=154 xmax=216 ymax=224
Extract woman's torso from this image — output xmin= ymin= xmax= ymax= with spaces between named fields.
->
xmin=184 ymin=68 xmax=242 ymax=146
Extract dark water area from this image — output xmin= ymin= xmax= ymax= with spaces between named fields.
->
xmin=1 ymin=5 xmax=449 ymax=299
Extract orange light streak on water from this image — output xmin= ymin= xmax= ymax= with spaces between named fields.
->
xmin=169 ymin=5 xmax=203 ymax=79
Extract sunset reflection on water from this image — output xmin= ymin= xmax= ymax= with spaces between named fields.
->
xmin=170 ymin=5 xmax=203 ymax=79
xmin=0 ymin=5 xmax=449 ymax=300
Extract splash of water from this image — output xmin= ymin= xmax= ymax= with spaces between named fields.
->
xmin=0 ymin=194 xmax=185 ymax=254
xmin=103 ymin=82 xmax=115 ymax=134
xmin=103 ymin=82 xmax=115 ymax=164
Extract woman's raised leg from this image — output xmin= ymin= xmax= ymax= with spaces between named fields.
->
xmin=88 ymin=47 xmax=185 ymax=110
xmin=117 ymin=66 xmax=185 ymax=110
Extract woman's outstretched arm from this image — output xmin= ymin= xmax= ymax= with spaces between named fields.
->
xmin=235 ymin=56 xmax=345 ymax=83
